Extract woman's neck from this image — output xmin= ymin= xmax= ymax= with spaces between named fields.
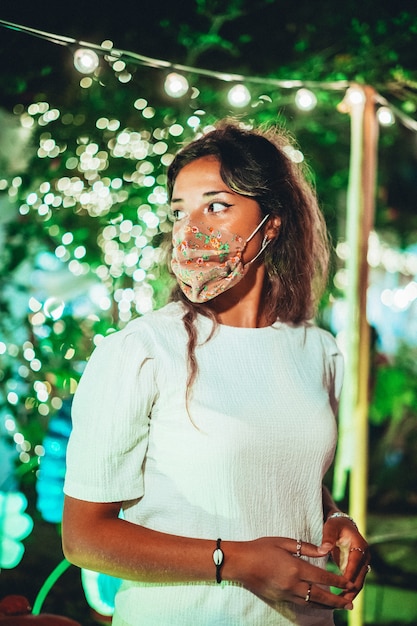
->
xmin=207 ymin=265 xmax=272 ymax=328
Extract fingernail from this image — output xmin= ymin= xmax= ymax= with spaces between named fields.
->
xmin=344 ymin=602 xmax=353 ymax=610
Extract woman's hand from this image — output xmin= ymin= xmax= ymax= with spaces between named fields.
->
xmin=227 ymin=536 xmax=354 ymax=611
xmin=321 ymin=515 xmax=371 ymax=602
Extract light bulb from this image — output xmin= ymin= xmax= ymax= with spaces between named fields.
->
xmin=164 ymin=73 xmax=189 ymax=98
xmin=345 ymin=86 xmax=365 ymax=106
xmin=227 ymin=84 xmax=251 ymax=108
xmin=73 ymin=48 xmax=100 ymax=74
xmin=295 ymin=88 xmax=317 ymax=111
xmin=377 ymin=106 xmax=395 ymax=126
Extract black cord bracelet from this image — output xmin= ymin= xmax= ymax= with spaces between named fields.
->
xmin=213 ymin=538 xmax=224 ymax=584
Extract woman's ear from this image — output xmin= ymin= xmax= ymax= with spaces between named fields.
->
xmin=265 ymin=215 xmax=281 ymax=240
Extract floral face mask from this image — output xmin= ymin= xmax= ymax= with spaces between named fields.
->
xmin=171 ymin=214 xmax=270 ymax=303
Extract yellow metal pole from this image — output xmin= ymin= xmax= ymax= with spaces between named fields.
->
xmin=348 ymin=85 xmax=378 ymax=626
xmin=333 ymin=87 xmax=364 ymax=503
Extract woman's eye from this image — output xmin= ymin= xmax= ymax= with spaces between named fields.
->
xmin=206 ymin=201 xmax=231 ymax=214
xmin=171 ymin=209 xmax=186 ymax=221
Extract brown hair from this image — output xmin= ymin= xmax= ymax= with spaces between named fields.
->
xmin=167 ymin=120 xmax=330 ymax=401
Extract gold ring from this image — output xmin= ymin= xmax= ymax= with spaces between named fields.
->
xmin=305 ymin=582 xmax=312 ymax=603
xmin=349 ymin=546 xmax=365 ymax=554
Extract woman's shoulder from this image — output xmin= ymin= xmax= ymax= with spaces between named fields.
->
xmin=93 ymin=301 xmax=185 ymax=353
xmin=281 ymin=320 xmax=341 ymax=358
xmin=306 ymin=322 xmax=340 ymax=354
xmin=123 ymin=301 xmax=185 ymax=333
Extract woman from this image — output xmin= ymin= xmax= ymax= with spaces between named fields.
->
xmin=63 ymin=121 xmax=370 ymax=625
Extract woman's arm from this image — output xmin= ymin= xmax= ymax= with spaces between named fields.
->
xmin=322 ymin=485 xmax=342 ymax=520
xmin=63 ymin=496 xmax=216 ymax=583
xmin=62 ymin=495 xmax=354 ymax=610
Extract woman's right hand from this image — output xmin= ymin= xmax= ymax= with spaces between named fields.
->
xmin=225 ymin=536 xmax=354 ymax=611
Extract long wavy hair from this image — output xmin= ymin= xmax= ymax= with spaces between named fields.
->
xmin=166 ymin=120 xmax=330 ymax=400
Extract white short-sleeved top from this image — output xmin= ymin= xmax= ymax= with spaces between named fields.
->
xmin=64 ymin=301 xmax=343 ymax=626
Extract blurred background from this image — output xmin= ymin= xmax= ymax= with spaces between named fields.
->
xmin=0 ymin=1 xmax=416 ymax=624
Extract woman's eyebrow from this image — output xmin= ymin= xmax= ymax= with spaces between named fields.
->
xmin=171 ymin=190 xmax=233 ymax=203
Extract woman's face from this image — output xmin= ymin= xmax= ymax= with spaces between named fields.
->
xmin=170 ymin=156 xmax=265 ymax=265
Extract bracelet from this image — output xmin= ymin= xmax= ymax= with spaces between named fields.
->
xmin=327 ymin=512 xmax=358 ymax=529
xmin=213 ymin=538 xmax=224 ymax=584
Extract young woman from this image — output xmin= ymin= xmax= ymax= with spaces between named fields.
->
xmin=63 ymin=121 xmax=370 ymax=625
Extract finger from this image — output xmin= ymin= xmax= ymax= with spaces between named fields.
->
xmin=342 ymin=562 xmax=371 ymax=601
xmin=290 ymin=581 xmax=354 ymax=611
xmin=284 ymin=537 xmax=332 ymax=559
xmin=344 ymin=546 xmax=370 ymax=581
xmin=277 ymin=538 xmax=353 ymax=589
xmin=321 ymin=524 xmax=339 ymax=551
xmin=297 ymin=558 xmax=351 ymax=590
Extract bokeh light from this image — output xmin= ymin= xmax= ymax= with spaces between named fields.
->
xmin=295 ymin=88 xmax=317 ymax=111
xmin=73 ymin=48 xmax=100 ymax=74
xmin=164 ymin=72 xmax=189 ymax=98
xmin=227 ymin=84 xmax=251 ymax=107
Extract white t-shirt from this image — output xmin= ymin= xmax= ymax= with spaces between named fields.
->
xmin=64 ymin=301 xmax=343 ymax=626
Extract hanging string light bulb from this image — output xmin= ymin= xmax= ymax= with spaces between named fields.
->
xmin=295 ymin=88 xmax=317 ymax=111
xmin=377 ymin=106 xmax=395 ymax=126
xmin=227 ymin=84 xmax=251 ymax=107
xmin=337 ymin=85 xmax=366 ymax=114
xmin=73 ymin=48 xmax=100 ymax=74
xmin=164 ymin=72 xmax=189 ymax=98
xmin=345 ymin=86 xmax=366 ymax=106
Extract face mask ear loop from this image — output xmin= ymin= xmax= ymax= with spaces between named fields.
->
xmin=247 ymin=236 xmax=271 ymax=266
xmin=245 ymin=213 xmax=270 ymax=244
xmin=244 ymin=213 xmax=271 ymax=266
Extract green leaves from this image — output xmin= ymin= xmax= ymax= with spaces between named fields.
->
xmin=370 ymin=347 xmax=417 ymax=425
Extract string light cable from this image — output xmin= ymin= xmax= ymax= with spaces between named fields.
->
xmin=374 ymin=91 xmax=417 ymax=132
xmin=0 ymin=18 xmax=350 ymax=90
xmin=2 ymin=17 xmax=417 ymax=129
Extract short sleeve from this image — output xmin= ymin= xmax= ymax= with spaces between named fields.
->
xmin=64 ymin=324 xmax=156 ymax=503
xmin=320 ymin=329 xmax=344 ymax=416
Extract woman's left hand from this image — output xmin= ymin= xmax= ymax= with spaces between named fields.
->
xmin=321 ymin=515 xmax=371 ymax=602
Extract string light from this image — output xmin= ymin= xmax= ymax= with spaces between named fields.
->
xmin=73 ymin=48 xmax=100 ymax=74
xmin=295 ymin=88 xmax=317 ymax=111
xmin=346 ymin=86 xmax=366 ymax=105
xmin=227 ymin=84 xmax=251 ymax=107
xmin=164 ymin=72 xmax=189 ymax=98
xmin=337 ymin=85 xmax=366 ymax=115
xmin=0 ymin=19 xmax=416 ymax=132
xmin=377 ymin=106 xmax=395 ymax=126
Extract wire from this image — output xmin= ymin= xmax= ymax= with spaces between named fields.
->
xmin=32 ymin=558 xmax=72 ymax=615
xmin=0 ymin=18 xmax=349 ymax=90
xmin=1 ymin=18 xmax=417 ymax=131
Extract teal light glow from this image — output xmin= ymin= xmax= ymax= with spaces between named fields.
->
xmin=0 ymin=491 xmax=33 ymax=568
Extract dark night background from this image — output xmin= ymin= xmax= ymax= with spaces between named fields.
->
xmin=1 ymin=1 xmax=417 ymax=624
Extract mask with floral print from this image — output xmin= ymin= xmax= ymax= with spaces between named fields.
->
xmin=171 ymin=214 xmax=270 ymax=303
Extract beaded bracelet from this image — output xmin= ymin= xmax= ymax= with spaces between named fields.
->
xmin=327 ymin=511 xmax=358 ymax=529
xmin=213 ymin=538 xmax=224 ymax=584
